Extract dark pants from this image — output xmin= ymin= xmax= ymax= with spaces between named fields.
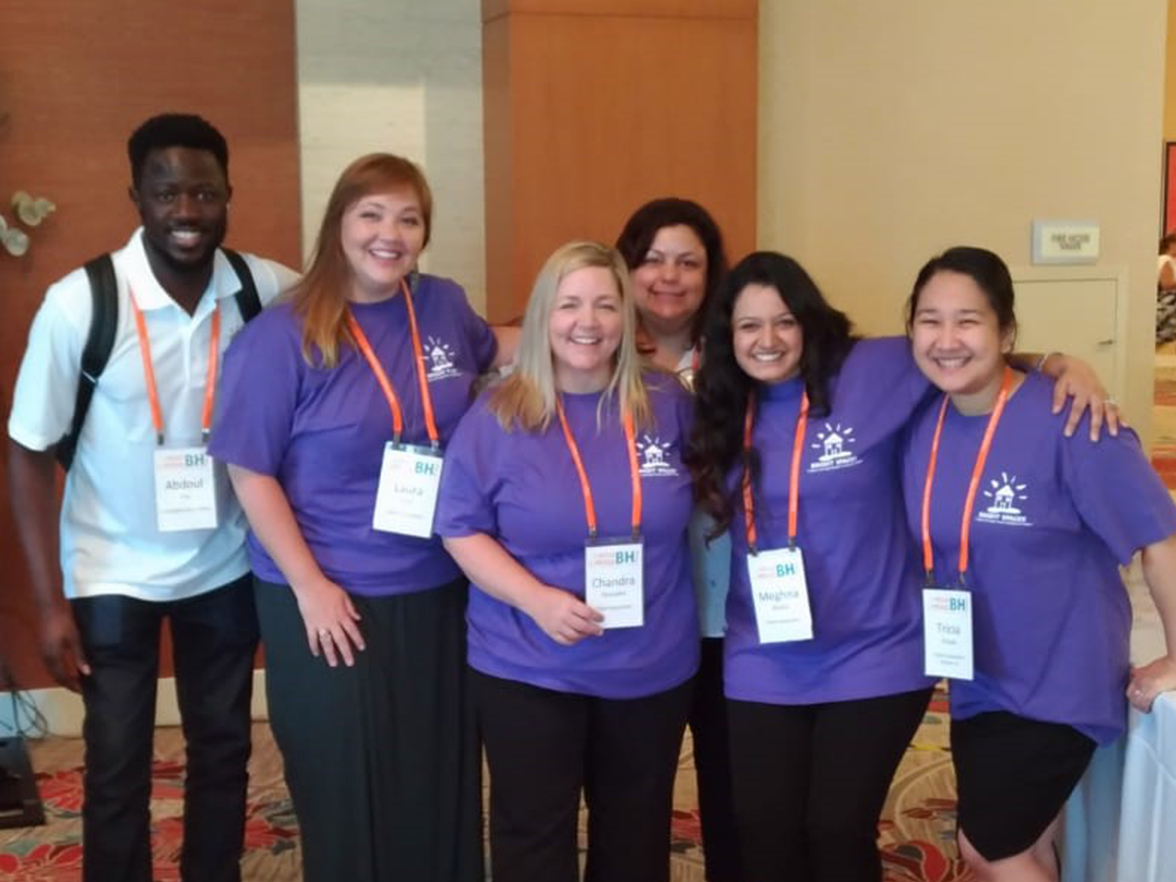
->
xmin=728 ymin=686 xmax=933 ymax=882
xmin=256 ymin=577 xmax=483 ymax=882
xmin=72 ymin=574 xmax=258 ymax=882
xmin=474 ymin=669 xmax=693 ymax=882
xmin=689 ymin=638 xmax=741 ymax=882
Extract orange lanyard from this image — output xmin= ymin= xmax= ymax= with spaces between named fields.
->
xmin=920 ymin=366 xmax=1013 ymax=583
xmin=128 ymin=290 xmax=221 ymax=445
xmin=742 ymin=388 xmax=809 ymax=554
xmin=345 ymin=277 xmax=440 ymax=448
xmin=555 ymin=397 xmax=642 ymax=539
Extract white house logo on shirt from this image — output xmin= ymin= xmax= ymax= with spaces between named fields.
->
xmin=977 ymin=472 xmax=1032 ymax=526
xmin=424 ymin=336 xmax=462 ymax=382
xmin=637 ymin=435 xmax=679 ymax=477
xmin=807 ymin=422 xmax=862 ymax=473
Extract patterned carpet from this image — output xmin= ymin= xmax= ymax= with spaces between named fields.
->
xmin=0 ymin=687 xmax=970 ymax=882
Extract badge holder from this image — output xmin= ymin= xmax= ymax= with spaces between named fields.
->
xmin=747 ymin=543 xmax=814 ymax=644
xmin=153 ymin=446 xmax=218 ymax=532
xmin=922 ymin=577 xmax=974 ymax=680
xmin=584 ymin=533 xmax=645 ymax=629
xmin=372 ymin=441 xmax=444 ymax=539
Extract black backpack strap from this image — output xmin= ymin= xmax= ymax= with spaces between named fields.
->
xmin=222 ymin=248 xmax=262 ymax=322
xmin=55 ymin=254 xmax=119 ymax=470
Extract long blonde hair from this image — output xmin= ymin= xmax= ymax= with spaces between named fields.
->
xmin=289 ymin=153 xmax=433 ymax=367
xmin=489 ymin=241 xmax=650 ymax=431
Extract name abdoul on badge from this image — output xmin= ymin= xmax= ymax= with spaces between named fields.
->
xmin=153 ymin=446 xmax=217 ymax=532
xmin=584 ymin=537 xmax=644 ymax=629
xmin=372 ymin=442 xmax=444 ymax=539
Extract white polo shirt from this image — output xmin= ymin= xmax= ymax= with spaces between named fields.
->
xmin=8 ymin=228 xmax=299 ymax=601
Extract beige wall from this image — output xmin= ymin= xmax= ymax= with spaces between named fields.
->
xmin=1167 ymin=0 xmax=1176 ymax=140
xmin=296 ymin=0 xmax=487 ymax=310
xmin=760 ymin=1 xmax=1167 ymax=444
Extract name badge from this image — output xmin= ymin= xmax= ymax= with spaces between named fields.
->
xmin=153 ymin=446 xmax=217 ymax=532
xmin=747 ymin=546 xmax=813 ymax=643
xmin=373 ymin=443 xmax=443 ymax=538
xmin=922 ymin=587 xmax=974 ymax=680
xmin=584 ymin=537 xmax=644 ymax=629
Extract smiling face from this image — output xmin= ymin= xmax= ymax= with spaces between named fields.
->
xmin=548 ymin=265 xmax=625 ymax=393
xmin=731 ymin=283 xmax=804 ymax=385
xmin=340 ymin=188 xmax=427 ymax=302
xmin=910 ymin=269 xmax=1014 ymax=411
xmin=131 ymin=146 xmax=230 ymax=278
xmin=630 ymin=224 xmax=708 ymax=337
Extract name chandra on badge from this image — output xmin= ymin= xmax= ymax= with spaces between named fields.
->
xmin=372 ymin=443 xmax=444 ymax=539
xmin=747 ymin=546 xmax=814 ymax=644
xmin=153 ymin=446 xmax=217 ymax=532
xmin=584 ymin=537 xmax=644 ymax=629
xmin=922 ymin=587 xmax=973 ymax=680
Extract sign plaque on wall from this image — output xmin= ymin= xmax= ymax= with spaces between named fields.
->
xmin=1031 ymin=220 xmax=1100 ymax=265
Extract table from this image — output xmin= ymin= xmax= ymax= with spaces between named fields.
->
xmin=1063 ymin=569 xmax=1175 ymax=882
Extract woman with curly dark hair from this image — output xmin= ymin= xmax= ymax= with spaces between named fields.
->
xmin=686 ymin=250 xmax=1113 ymax=882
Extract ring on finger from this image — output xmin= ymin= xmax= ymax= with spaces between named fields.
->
xmin=318 ymin=628 xmax=332 ymax=640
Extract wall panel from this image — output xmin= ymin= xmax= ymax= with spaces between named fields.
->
xmin=0 ymin=1 xmax=301 ymax=689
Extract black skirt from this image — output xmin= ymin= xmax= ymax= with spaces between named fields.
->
xmin=951 ymin=710 xmax=1096 ymax=861
xmin=255 ymin=576 xmax=483 ymax=882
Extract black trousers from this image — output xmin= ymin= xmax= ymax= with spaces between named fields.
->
xmin=256 ymin=577 xmax=483 ymax=882
xmin=689 ymin=638 xmax=741 ymax=882
xmin=727 ymin=686 xmax=933 ymax=882
xmin=72 ymin=574 xmax=258 ymax=882
xmin=474 ymin=669 xmax=693 ymax=882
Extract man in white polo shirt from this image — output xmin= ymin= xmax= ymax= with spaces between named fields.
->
xmin=6 ymin=113 xmax=297 ymax=882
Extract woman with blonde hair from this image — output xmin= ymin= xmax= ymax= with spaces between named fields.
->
xmin=436 ymin=241 xmax=699 ymax=882
xmin=209 ymin=153 xmax=510 ymax=881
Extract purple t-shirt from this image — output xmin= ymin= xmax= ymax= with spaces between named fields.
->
xmin=725 ymin=336 xmax=937 ymax=705
xmin=902 ymin=371 xmax=1176 ymax=744
xmin=209 ymin=274 xmax=497 ymax=595
xmin=435 ymin=376 xmax=700 ymax=698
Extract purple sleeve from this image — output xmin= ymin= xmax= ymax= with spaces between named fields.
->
xmin=858 ymin=336 xmax=932 ymax=419
xmin=1063 ymin=425 xmax=1176 ymax=564
xmin=455 ymin=284 xmax=497 ymax=372
xmin=208 ymin=307 xmax=302 ymax=476
xmin=435 ymin=401 xmax=501 ymax=537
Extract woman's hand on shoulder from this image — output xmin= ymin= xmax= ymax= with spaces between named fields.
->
xmin=1127 ymin=655 xmax=1176 ymax=712
xmin=523 ymin=584 xmax=604 ymax=646
xmin=1041 ymin=353 xmax=1123 ymax=440
xmin=291 ymin=575 xmax=366 ymax=667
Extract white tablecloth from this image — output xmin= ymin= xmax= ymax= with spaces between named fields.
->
xmin=1063 ymin=571 xmax=1175 ymax=882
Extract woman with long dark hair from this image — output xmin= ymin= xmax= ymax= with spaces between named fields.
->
xmin=687 ymin=250 xmax=1114 ymax=882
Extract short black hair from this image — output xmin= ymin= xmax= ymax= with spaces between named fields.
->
xmin=127 ymin=113 xmax=229 ymax=187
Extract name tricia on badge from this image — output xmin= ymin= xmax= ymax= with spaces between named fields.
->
xmin=584 ymin=538 xmax=644 ymax=629
xmin=153 ymin=446 xmax=218 ymax=532
xmin=372 ymin=442 xmax=444 ymax=539
xmin=922 ymin=587 xmax=974 ymax=680
xmin=748 ymin=546 xmax=814 ymax=643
